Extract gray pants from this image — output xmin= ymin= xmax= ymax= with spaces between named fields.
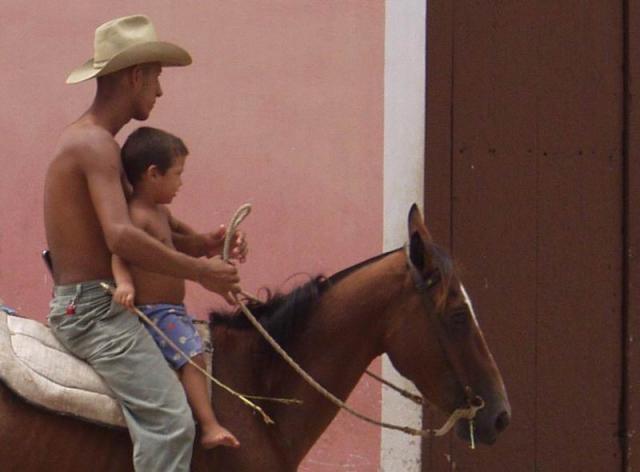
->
xmin=48 ymin=280 xmax=195 ymax=472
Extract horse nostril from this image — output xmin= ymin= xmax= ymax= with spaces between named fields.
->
xmin=495 ymin=411 xmax=510 ymax=433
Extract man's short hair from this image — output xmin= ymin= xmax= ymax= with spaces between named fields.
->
xmin=121 ymin=127 xmax=189 ymax=184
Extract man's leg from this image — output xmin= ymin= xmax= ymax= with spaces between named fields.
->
xmin=49 ymin=282 xmax=195 ymax=472
xmin=89 ymin=312 xmax=195 ymax=471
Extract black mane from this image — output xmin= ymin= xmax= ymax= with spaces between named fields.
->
xmin=209 ymin=276 xmax=329 ymax=350
xmin=209 ymin=250 xmax=399 ymax=351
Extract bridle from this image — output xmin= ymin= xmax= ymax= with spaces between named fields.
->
xmin=405 ymin=243 xmax=485 ymax=445
xmin=220 ymin=205 xmax=484 ymax=445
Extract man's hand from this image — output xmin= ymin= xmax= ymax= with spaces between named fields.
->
xmin=197 ymin=256 xmax=241 ymax=304
xmin=113 ymin=283 xmax=135 ymax=309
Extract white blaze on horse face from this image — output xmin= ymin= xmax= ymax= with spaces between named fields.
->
xmin=460 ymin=284 xmax=479 ymax=326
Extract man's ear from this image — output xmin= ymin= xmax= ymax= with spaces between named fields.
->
xmin=126 ymin=64 xmax=144 ymax=91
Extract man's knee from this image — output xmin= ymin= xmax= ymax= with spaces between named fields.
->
xmin=168 ymin=403 xmax=196 ymax=443
xmin=180 ymin=411 xmax=196 ymax=442
xmin=133 ymin=410 xmax=195 ymax=471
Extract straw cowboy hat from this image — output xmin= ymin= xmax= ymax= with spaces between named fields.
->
xmin=66 ymin=14 xmax=192 ymax=84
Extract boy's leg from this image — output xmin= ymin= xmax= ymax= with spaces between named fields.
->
xmin=180 ymin=354 xmax=239 ymax=449
xmin=49 ymin=282 xmax=195 ymax=472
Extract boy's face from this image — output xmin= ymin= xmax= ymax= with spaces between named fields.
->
xmin=154 ymin=154 xmax=186 ymax=204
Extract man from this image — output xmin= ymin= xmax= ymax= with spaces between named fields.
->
xmin=44 ymin=15 xmax=245 ymax=471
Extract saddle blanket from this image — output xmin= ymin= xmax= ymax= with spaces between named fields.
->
xmin=0 ymin=309 xmax=212 ymax=429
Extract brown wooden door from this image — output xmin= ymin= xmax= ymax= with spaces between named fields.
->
xmin=423 ymin=1 xmax=633 ymax=470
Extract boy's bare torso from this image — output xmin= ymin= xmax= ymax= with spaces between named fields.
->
xmin=128 ymin=200 xmax=185 ymax=304
xmin=44 ymin=121 xmax=121 ymax=285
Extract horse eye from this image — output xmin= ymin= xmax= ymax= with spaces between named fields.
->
xmin=450 ymin=310 xmax=468 ymax=326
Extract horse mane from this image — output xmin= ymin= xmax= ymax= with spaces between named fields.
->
xmin=209 ymin=244 xmax=456 ymax=351
xmin=209 ymin=250 xmax=399 ymax=351
xmin=210 ymin=275 xmax=329 ymax=352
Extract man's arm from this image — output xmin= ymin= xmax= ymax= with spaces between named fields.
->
xmin=80 ymin=131 xmax=239 ymax=300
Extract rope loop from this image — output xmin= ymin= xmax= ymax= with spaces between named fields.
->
xmin=222 ymin=203 xmax=252 ymax=262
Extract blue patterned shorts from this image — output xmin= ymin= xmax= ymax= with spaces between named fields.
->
xmin=138 ymin=304 xmax=204 ymax=370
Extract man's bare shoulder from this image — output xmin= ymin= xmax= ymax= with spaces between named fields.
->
xmin=55 ymin=122 xmax=120 ymax=166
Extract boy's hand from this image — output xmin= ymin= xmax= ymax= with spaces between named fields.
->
xmin=197 ymin=256 xmax=241 ymax=304
xmin=202 ymin=226 xmax=226 ymax=257
xmin=229 ymin=229 xmax=248 ymax=263
xmin=113 ymin=283 xmax=135 ymax=309
xmin=203 ymin=226 xmax=249 ymax=263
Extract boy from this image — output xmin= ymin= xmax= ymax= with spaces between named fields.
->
xmin=112 ymin=126 xmax=240 ymax=449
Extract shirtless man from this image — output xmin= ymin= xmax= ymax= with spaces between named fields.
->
xmin=44 ymin=15 xmax=245 ymax=471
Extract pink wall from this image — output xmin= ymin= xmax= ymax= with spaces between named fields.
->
xmin=1 ymin=2 xmax=384 ymax=470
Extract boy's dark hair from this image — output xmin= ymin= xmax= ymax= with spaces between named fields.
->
xmin=121 ymin=127 xmax=189 ymax=184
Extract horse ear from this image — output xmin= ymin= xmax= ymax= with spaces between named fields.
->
xmin=409 ymin=231 xmax=426 ymax=270
xmin=408 ymin=203 xmax=433 ymax=243
xmin=408 ymin=204 xmax=434 ymax=271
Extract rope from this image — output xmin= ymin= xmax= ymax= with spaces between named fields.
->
xmin=364 ymin=369 xmax=423 ymax=405
xmin=431 ymin=397 xmax=484 ymax=438
xmin=223 ymin=204 xmax=482 ymax=439
xmin=99 ymin=284 xmax=301 ymax=426
xmin=361 ymin=371 xmax=484 ymax=447
xmin=222 ymin=203 xmax=252 ymax=262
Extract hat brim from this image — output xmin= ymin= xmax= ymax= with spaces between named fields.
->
xmin=66 ymin=41 xmax=192 ymax=84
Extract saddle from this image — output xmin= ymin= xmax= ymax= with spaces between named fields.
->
xmin=0 ymin=308 xmax=212 ymax=429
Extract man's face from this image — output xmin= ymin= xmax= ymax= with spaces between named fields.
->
xmin=132 ymin=63 xmax=163 ymax=120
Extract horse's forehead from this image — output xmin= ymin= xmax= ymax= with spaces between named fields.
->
xmin=459 ymin=283 xmax=479 ymax=325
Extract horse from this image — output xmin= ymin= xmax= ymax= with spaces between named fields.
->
xmin=0 ymin=205 xmax=510 ymax=471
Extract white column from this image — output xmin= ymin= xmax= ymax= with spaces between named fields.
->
xmin=381 ymin=0 xmax=426 ymax=470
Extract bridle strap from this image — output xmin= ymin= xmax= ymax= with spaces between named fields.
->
xmin=405 ymin=245 xmax=485 ymax=419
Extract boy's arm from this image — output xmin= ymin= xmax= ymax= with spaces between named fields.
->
xmin=111 ymin=254 xmax=135 ymax=308
xmin=169 ymin=213 xmax=212 ymax=255
xmin=169 ymin=213 xmax=198 ymax=236
xmin=170 ymin=213 xmax=248 ymax=261
xmin=81 ymin=131 xmax=240 ymax=302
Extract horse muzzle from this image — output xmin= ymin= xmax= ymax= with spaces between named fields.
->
xmin=455 ymin=394 xmax=511 ymax=445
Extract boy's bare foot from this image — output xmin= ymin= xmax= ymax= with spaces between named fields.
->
xmin=201 ymin=424 xmax=240 ymax=449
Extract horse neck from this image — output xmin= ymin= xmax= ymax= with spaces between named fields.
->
xmin=271 ymin=250 xmax=407 ymax=463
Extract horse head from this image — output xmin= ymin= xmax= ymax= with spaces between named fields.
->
xmin=383 ymin=204 xmax=511 ymax=445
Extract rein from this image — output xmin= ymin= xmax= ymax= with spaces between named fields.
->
xmin=224 ymin=205 xmax=484 ymax=443
xmin=99 ymin=283 xmax=302 ymax=426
